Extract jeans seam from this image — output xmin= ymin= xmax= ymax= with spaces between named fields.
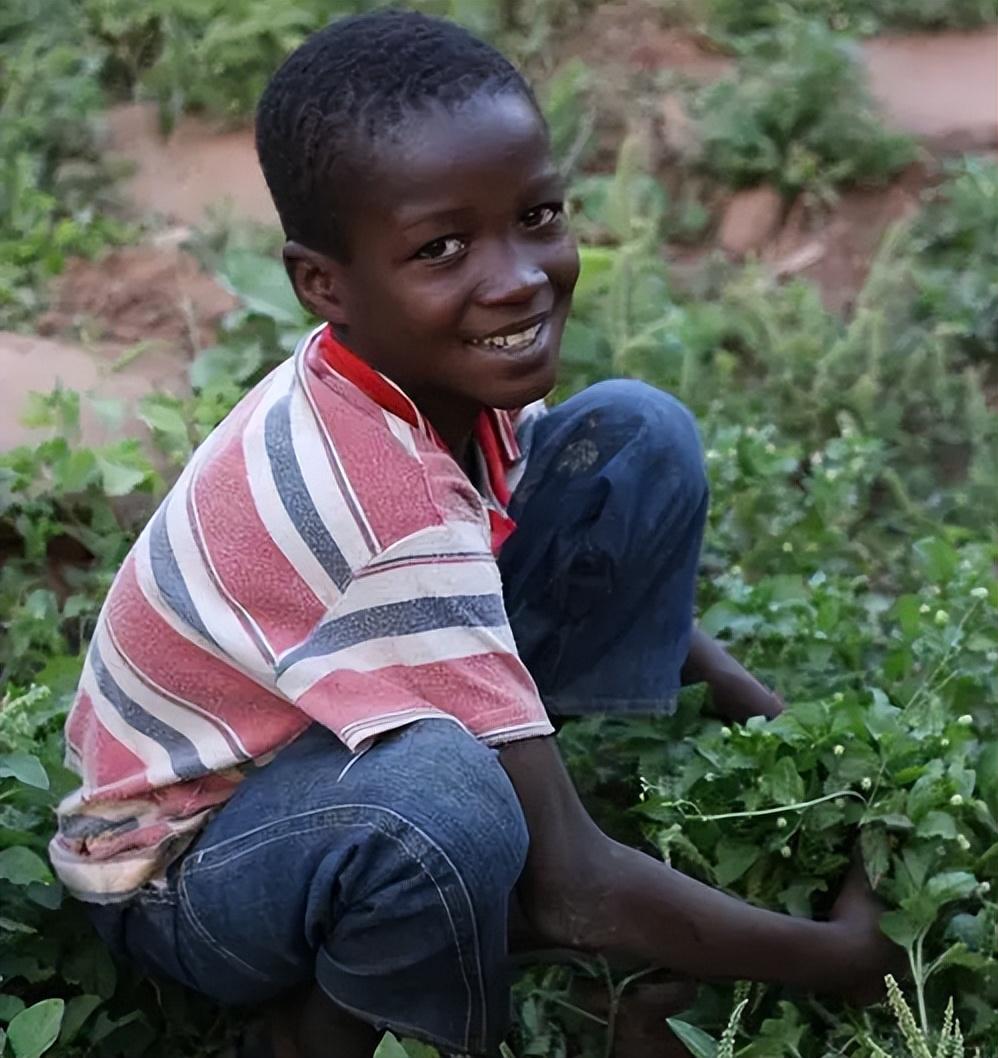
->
xmin=180 ymin=803 xmax=488 ymax=1052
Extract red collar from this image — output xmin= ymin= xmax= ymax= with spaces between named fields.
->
xmin=314 ymin=326 xmax=519 ymax=552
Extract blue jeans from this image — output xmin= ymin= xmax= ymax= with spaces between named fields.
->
xmin=87 ymin=381 xmax=708 ymax=1056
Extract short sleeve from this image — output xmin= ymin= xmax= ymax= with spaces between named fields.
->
xmin=274 ymin=521 xmax=554 ymax=750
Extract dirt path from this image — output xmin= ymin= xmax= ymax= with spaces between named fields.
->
xmin=864 ymin=30 xmax=998 ymax=151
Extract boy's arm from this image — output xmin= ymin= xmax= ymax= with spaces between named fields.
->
xmin=500 ymin=735 xmax=895 ymax=1003
xmin=683 ymin=627 xmax=784 ymax=722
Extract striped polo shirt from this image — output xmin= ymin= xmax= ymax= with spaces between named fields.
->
xmin=51 ymin=326 xmax=553 ymax=902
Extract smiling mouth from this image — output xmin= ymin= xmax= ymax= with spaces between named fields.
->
xmin=467 ymin=320 xmax=545 ymax=353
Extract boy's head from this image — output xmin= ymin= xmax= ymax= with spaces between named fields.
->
xmin=256 ymin=10 xmax=579 ymax=443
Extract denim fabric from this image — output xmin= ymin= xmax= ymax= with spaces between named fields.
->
xmin=87 ymin=380 xmax=708 ymax=1056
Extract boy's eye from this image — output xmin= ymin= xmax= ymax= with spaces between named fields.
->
xmin=522 ymin=203 xmax=564 ymax=230
xmin=414 ymin=236 xmax=466 ymax=261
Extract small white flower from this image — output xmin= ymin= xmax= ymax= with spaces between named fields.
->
xmin=929 ymin=585 xmax=941 ymax=596
xmin=987 ymin=651 xmax=998 ymax=664
xmin=971 ymin=586 xmax=989 ymax=600
xmin=811 ymin=451 xmax=824 ymax=466
xmin=934 ymin=609 xmax=950 ymax=626
xmin=731 ymin=565 xmax=743 ymax=577
xmin=958 ymin=714 xmax=974 ymax=727
xmin=826 ymin=468 xmax=840 ymax=482
xmin=978 ymin=881 xmax=991 ymax=895
xmin=950 ymin=794 xmax=965 ymax=807
xmin=833 ymin=692 xmax=844 ymax=703
xmin=776 ymin=817 xmax=788 ymax=829
xmin=957 ymin=835 xmax=971 ymax=851
xmin=720 ymin=727 xmax=732 ymax=739
xmin=833 ymin=744 xmax=845 ymax=757
xmin=834 ymin=798 xmax=845 ymax=809
xmin=860 ymin=777 xmax=873 ymax=791
xmin=764 ymin=442 xmax=777 ymax=455
xmin=919 ymin=604 xmax=931 ymax=615
xmin=782 ymin=541 xmax=794 ymax=553
xmin=940 ymin=738 xmax=951 ymax=749
xmin=780 ymin=846 xmax=792 ymax=859
xmin=705 ymin=772 xmax=717 ymax=783
xmin=706 ymin=449 xmax=720 ymax=461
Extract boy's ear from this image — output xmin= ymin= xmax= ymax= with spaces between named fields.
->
xmin=283 ymin=242 xmax=349 ymax=326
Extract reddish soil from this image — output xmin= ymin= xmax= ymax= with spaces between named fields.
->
xmin=37 ymin=244 xmax=236 ymax=353
xmin=103 ymin=103 xmax=276 ymax=228
xmin=763 ymin=162 xmax=939 ymax=314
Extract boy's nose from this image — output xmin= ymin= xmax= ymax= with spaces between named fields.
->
xmin=476 ymin=257 xmax=547 ymax=306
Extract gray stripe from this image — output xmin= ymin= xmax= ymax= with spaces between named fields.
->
xmin=149 ymin=504 xmax=215 ymax=644
xmin=60 ymin=814 xmax=139 ymax=840
xmin=90 ymin=642 xmax=205 ymax=781
xmin=265 ymin=394 xmax=352 ymax=591
xmin=277 ymin=593 xmax=507 ymax=676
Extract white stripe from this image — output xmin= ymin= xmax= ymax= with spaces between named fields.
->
xmin=382 ymin=410 xmax=420 ymax=457
xmin=163 ymin=477 xmax=275 ymax=680
xmin=295 ymin=338 xmax=380 ymax=555
xmin=363 ymin=521 xmax=491 ymax=566
xmin=338 ymin=709 xmax=462 ymax=751
xmin=80 ymin=657 xmax=178 ymax=787
xmin=243 ymin=369 xmax=346 ymax=609
xmin=277 ymin=623 xmax=518 ymax=700
xmin=131 ymin=530 xmax=277 ymax=696
xmin=291 ymin=363 xmax=378 ymax=569
xmin=98 ymin=622 xmax=250 ymax=765
xmin=479 ymin=719 xmax=555 ymax=746
xmin=334 ymin=557 xmax=503 ymax=619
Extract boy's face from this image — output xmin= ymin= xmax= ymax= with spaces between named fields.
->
xmin=288 ymin=92 xmax=580 ymax=446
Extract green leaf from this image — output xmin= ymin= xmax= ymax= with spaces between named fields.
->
xmin=95 ymin=454 xmax=148 ymax=497
xmin=0 ymin=754 xmax=48 ymax=790
xmin=926 ymin=870 xmax=978 ymax=905
xmin=860 ymin=826 xmax=890 ymax=887
xmin=666 ymin=1018 xmax=718 ymax=1058
xmin=57 ymin=995 xmax=101 ymax=1046
xmin=766 ymin=757 xmax=805 ymax=805
xmin=7 ymin=999 xmax=64 ymax=1058
xmin=714 ymin=839 xmax=761 ymax=886
xmin=916 ymin=811 xmax=958 ymax=840
xmin=976 ymin=742 xmax=998 ymax=820
xmin=880 ymin=910 xmax=921 ymax=950
xmin=0 ymin=995 xmax=26 ymax=1022
xmin=374 ymin=1033 xmax=414 ymax=1058
xmin=0 ymin=847 xmax=53 ymax=887
xmin=218 ymin=250 xmax=307 ymax=326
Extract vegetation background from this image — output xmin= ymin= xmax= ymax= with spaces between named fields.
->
xmin=1 ymin=1 xmax=996 ymax=1056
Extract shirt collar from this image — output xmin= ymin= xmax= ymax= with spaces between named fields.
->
xmin=312 ymin=326 xmax=520 ymax=551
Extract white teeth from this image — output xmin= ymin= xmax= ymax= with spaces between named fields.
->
xmin=471 ymin=321 xmax=543 ymax=351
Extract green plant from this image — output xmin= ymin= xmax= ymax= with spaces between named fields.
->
xmin=692 ymin=19 xmax=915 ymax=200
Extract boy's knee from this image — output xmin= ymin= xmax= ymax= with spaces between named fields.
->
xmin=578 ymin=380 xmax=707 ymax=499
xmin=351 ymin=720 xmax=529 ymax=901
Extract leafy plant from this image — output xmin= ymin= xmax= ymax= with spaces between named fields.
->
xmin=692 ymin=19 xmax=915 ymax=200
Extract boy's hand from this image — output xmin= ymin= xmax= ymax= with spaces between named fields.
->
xmin=826 ymin=858 xmax=901 ymax=1005
xmin=683 ymin=628 xmax=784 ymax=722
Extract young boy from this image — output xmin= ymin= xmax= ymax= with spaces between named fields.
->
xmin=52 ymin=11 xmax=896 ymax=1058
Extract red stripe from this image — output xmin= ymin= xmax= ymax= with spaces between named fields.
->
xmin=295 ymin=652 xmax=543 ymax=744
xmin=190 ymin=432 xmax=328 ymax=657
xmin=109 ymin=558 xmax=306 ymax=757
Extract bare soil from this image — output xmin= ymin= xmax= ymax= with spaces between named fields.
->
xmin=37 ymin=244 xmax=236 ymax=353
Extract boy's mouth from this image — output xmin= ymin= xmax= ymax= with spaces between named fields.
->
xmin=466 ymin=317 xmax=547 ymax=354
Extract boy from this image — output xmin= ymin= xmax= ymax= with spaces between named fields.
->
xmin=52 ymin=11 xmax=896 ymax=1058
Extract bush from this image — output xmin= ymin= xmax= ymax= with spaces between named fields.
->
xmin=692 ymin=19 xmax=916 ymax=199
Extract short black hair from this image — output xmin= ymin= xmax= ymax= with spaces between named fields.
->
xmin=256 ymin=9 xmax=538 ymax=260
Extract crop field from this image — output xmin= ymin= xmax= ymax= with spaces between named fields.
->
xmin=1 ymin=1 xmax=996 ymax=1056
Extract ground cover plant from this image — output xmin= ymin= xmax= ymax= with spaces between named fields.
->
xmin=2 ymin=2 xmax=998 ymax=1056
